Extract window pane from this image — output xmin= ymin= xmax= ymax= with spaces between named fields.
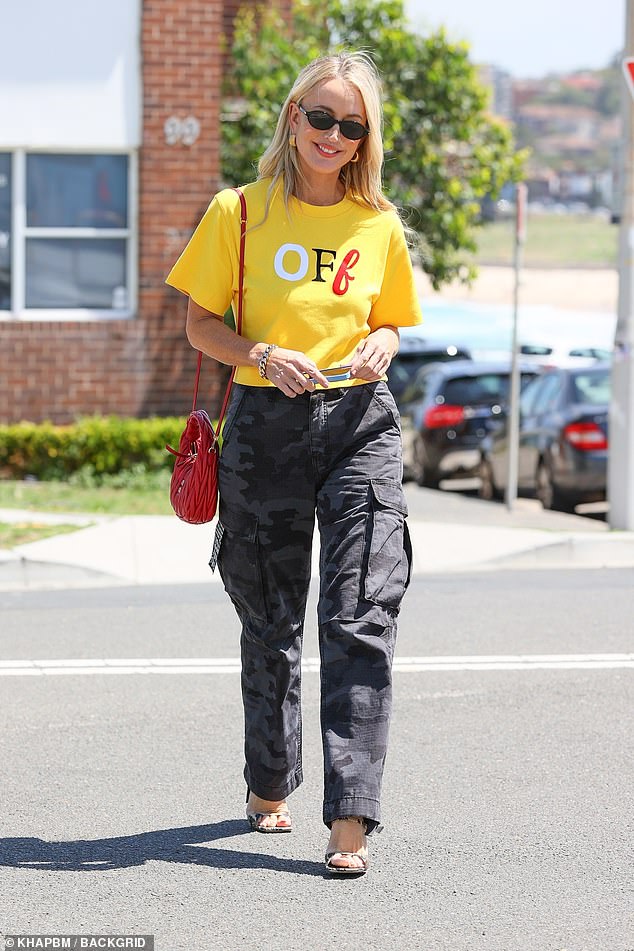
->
xmin=0 ymin=153 xmax=10 ymax=309
xmin=25 ymin=238 xmax=127 ymax=309
xmin=27 ymin=154 xmax=128 ymax=229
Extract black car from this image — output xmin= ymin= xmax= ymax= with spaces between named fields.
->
xmin=387 ymin=333 xmax=471 ymax=405
xmin=400 ymin=360 xmax=541 ymax=487
xmin=478 ymin=364 xmax=610 ymax=512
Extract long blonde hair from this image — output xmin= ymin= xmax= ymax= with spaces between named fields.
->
xmin=258 ymin=51 xmax=395 ymax=214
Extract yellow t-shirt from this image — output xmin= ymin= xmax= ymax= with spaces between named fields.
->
xmin=165 ymin=178 xmax=422 ymax=386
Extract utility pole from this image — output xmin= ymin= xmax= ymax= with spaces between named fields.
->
xmin=505 ymin=182 xmax=527 ymax=511
xmin=610 ymin=1 xmax=634 ymax=530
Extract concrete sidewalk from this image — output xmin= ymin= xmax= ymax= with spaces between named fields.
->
xmin=1 ymin=485 xmax=633 ymax=590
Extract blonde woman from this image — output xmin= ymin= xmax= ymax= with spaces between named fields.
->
xmin=166 ymin=51 xmax=422 ymax=875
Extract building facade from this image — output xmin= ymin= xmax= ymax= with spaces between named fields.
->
xmin=0 ymin=0 xmax=251 ymax=423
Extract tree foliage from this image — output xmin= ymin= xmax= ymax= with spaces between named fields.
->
xmin=221 ymin=0 xmax=526 ymax=287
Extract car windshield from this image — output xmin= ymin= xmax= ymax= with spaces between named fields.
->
xmin=443 ymin=371 xmax=540 ymax=406
xmin=443 ymin=373 xmax=509 ymax=405
xmin=572 ymin=369 xmax=611 ymax=404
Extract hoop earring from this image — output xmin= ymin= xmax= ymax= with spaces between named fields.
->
xmin=350 ymin=151 xmax=360 ymax=164
xmin=289 ymin=134 xmax=297 ymax=148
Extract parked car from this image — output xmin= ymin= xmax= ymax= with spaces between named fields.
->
xmin=387 ymin=332 xmax=471 ymax=405
xmin=411 ymin=300 xmax=616 ymax=368
xmin=478 ymin=364 xmax=610 ymax=512
xmin=400 ymin=360 xmax=541 ymax=487
xmin=518 ymin=342 xmax=612 ymax=368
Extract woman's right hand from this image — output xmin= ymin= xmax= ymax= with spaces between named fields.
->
xmin=264 ymin=348 xmax=330 ymax=397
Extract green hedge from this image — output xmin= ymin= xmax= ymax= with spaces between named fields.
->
xmin=0 ymin=416 xmax=188 ymax=481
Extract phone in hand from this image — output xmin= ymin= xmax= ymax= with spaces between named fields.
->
xmin=315 ymin=364 xmax=353 ymax=382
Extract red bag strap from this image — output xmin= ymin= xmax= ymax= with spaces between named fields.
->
xmin=191 ymin=186 xmax=247 ymax=425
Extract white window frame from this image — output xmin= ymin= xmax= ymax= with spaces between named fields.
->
xmin=1 ymin=147 xmax=138 ymax=322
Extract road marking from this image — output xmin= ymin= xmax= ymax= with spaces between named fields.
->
xmin=0 ymin=655 xmax=633 ymax=676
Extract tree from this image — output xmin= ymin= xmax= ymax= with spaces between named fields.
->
xmin=221 ymin=0 xmax=526 ymax=288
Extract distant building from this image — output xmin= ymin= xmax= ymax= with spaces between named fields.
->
xmin=512 ymin=78 xmax=550 ymax=111
xmin=513 ymin=83 xmax=621 ymax=209
xmin=561 ymin=71 xmax=603 ymax=93
xmin=0 ymin=0 xmax=260 ymax=425
xmin=478 ymin=64 xmax=513 ymax=121
xmin=516 ymin=103 xmax=603 ymax=141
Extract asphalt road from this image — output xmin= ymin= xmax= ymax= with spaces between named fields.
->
xmin=1 ymin=571 xmax=633 ymax=951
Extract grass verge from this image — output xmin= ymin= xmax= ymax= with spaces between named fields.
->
xmin=0 ymin=480 xmax=172 ymax=516
xmin=0 ymin=521 xmax=84 ymax=549
xmin=475 ymin=214 xmax=617 ymax=268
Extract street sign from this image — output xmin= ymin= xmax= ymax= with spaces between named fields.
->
xmin=622 ymin=57 xmax=634 ymax=99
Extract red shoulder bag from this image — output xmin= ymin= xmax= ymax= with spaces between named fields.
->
xmin=166 ymin=187 xmax=247 ymax=524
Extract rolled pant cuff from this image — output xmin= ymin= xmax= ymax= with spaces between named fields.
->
xmin=323 ymin=796 xmax=382 ymax=834
xmin=245 ymin=767 xmax=303 ymax=802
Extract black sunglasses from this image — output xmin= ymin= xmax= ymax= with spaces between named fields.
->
xmin=297 ymin=104 xmax=369 ymax=141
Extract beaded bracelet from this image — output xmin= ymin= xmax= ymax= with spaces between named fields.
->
xmin=258 ymin=343 xmax=278 ymax=379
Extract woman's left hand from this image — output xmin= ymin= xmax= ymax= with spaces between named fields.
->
xmin=350 ymin=326 xmax=400 ymax=381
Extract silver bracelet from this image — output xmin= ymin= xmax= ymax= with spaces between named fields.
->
xmin=258 ymin=343 xmax=278 ymax=379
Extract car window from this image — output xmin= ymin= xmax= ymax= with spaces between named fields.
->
xmin=387 ymin=354 xmax=434 ymax=397
xmin=520 ymin=371 xmax=541 ymax=390
xmin=530 ymin=373 xmax=562 ymax=414
xmin=519 ymin=375 xmax=543 ymax=415
xmin=386 ymin=358 xmax=418 ymax=398
xmin=401 ymin=368 xmax=434 ymax=404
xmin=387 ymin=350 xmax=469 ymax=399
xmin=572 ymin=370 xmax=611 ymax=404
xmin=520 ymin=344 xmax=552 ymax=356
xmin=569 ymin=347 xmax=612 ymax=360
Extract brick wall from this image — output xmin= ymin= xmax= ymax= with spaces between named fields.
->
xmin=0 ymin=0 xmax=241 ymax=424
xmin=138 ymin=0 xmax=229 ymax=418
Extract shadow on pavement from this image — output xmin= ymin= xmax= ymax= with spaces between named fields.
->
xmin=0 ymin=821 xmax=324 ymax=876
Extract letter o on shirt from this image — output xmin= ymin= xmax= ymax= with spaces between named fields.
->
xmin=274 ymin=243 xmax=309 ymax=282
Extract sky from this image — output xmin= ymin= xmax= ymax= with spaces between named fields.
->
xmin=404 ymin=0 xmax=625 ymax=78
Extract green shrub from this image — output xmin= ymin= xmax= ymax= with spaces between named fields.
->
xmin=0 ymin=416 xmax=187 ymax=482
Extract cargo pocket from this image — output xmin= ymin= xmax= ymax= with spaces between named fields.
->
xmin=363 ymin=480 xmax=411 ymax=611
xmin=370 ymin=381 xmax=401 ymax=430
xmin=215 ymin=502 xmax=268 ymax=623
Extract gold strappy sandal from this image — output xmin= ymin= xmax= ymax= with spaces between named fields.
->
xmin=325 ymin=816 xmax=369 ymax=875
xmin=245 ymin=787 xmax=292 ymax=834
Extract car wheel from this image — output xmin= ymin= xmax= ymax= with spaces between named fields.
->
xmin=478 ymin=457 xmax=502 ymax=502
xmin=413 ymin=438 xmax=439 ymax=489
xmin=536 ymin=461 xmax=576 ymax=513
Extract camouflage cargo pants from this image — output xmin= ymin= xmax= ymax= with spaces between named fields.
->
xmin=214 ymin=381 xmax=412 ymax=832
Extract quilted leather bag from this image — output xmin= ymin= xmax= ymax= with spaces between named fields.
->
xmin=166 ymin=188 xmax=246 ymax=524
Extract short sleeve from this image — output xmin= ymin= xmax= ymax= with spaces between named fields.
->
xmin=165 ymin=191 xmax=239 ymax=315
xmin=368 ymin=215 xmax=422 ymax=331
